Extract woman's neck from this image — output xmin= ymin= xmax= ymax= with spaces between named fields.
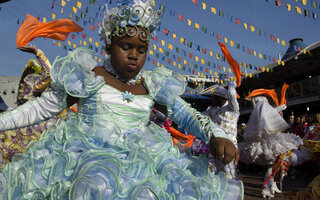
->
xmin=103 ymin=59 xmax=141 ymax=85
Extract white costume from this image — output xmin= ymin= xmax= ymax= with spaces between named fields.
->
xmin=202 ymin=81 xmax=240 ymax=179
xmin=238 ymin=96 xmax=302 ymax=198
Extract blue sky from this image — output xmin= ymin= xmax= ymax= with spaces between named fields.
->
xmin=0 ymin=0 xmax=319 ymax=78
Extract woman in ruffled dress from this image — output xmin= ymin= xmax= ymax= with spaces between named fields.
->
xmin=0 ymin=0 xmax=243 ymax=199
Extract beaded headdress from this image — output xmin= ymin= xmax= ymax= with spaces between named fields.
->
xmin=99 ymin=0 xmax=164 ymax=49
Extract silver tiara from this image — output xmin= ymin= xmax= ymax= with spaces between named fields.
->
xmin=99 ymin=0 xmax=164 ymax=48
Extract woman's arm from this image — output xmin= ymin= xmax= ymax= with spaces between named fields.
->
xmin=166 ymin=96 xmax=239 ymax=165
xmin=0 ymin=87 xmax=67 ymax=131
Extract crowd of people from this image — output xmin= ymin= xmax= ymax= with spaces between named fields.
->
xmin=0 ymin=0 xmax=319 ymax=199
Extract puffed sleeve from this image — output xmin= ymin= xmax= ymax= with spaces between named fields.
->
xmin=50 ymin=47 xmax=105 ymax=98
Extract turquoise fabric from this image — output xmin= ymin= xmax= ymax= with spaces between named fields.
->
xmin=0 ymin=48 xmax=243 ymax=200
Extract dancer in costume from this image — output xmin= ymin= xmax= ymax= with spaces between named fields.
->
xmin=201 ymin=81 xmax=240 ymax=179
xmin=199 ymin=41 xmax=242 ymax=179
xmin=0 ymin=47 xmax=58 ymax=169
xmin=238 ymin=86 xmax=302 ymax=198
xmin=0 ymin=1 xmax=243 ymax=199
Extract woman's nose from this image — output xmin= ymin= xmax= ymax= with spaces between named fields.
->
xmin=128 ymin=48 xmax=138 ymax=60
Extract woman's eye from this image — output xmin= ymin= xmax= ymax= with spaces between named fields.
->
xmin=138 ymin=47 xmax=148 ymax=54
xmin=120 ymin=44 xmax=130 ymax=50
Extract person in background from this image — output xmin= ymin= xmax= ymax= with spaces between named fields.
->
xmin=238 ymin=90 xmax=303 ymax=198
xmin=201 ymin=80 xmax=240 ymax=180
xmin=0 ymin=47 xmax=60 ymax=168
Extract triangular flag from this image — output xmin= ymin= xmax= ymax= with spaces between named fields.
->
xmin=77 ymin=1 xmax=82 ymax=9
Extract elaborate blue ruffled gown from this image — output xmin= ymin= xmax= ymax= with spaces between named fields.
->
xmin=0 ymin=48 xmax=243 ymax=199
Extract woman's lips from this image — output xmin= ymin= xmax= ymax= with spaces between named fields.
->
xmin=128 ymin=64 xmax=137 ymax=70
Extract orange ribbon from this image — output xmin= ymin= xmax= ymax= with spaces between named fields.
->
xmin=218 ymin=42 xmax=241 ymax=87
xmin=280 ymin=83 xmax=289 ymax=105
xmin=248 ymin=88 xmax=279 ymax=106
xmin=17 ymin=14 xmax=83 ymax=47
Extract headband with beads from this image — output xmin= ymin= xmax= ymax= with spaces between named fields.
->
xmin=99 ymin=0 xmax=164 ymax=49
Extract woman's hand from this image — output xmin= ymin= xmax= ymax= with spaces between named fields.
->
xmin=18 ymin=46 xmax=37 ymax=54
xmin=209 ymin=137 xmax=239 ymax=165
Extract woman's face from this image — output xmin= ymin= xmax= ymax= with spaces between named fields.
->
xmin=108 ymin=27 xmax=148 ymax=81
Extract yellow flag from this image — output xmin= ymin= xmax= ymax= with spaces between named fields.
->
xmin=168 ymin=43 xmax=173 ymax=50
xmin=173 ymin=61 xmax=176 ymax=66
xmin=94 ymin=56 xmax=97 ymax=61
xmin=224 ymin=37 xmax=228 ymax=43
xmin=194 ymin=23 xmax=200 ymax=29
xmin=95 ymin=42 xmax=99 ymax=47
xmin=250 ymin=25 xmax=255 ymax=32
xmin=73 ymin=6 xmax=77 ymax=14
xmin=57 ymin=42 xmax=61 ymax=47
xmin=178 ymin=64 xmax=181 ymax=69
xmin=67 ymin=40 xmax=71 ymax=46
xmin=211 ymin=7 xmax=216 ymax=14
xmin=282 ymin=40 xmax=286 ymax=46
xmin=209 ymin=70 xmax=212 ymax=75
xmin=202 ymin=2 xmax=206 ymax=10
xmin=295 ymin=6 xmax=302 ymax=14
xmin=216 ymin=54 xmax=220 ymax=60
xmin=253 ymin=51 xmax=256 ymax=56
xmin=243 ymin=23 xmax=248 ymax=30
xmin=259 ymin=53 xmax=262 ymax=58
xmin=83 ymin=41 xmax=87 ymax=46
xmin=89 ymin=37 xmax=92 ymax=43
xmin=180 ymin=37 xmax=185 ymax=44
xmin=43 ymin=17 xmax=47 ymax=22
xmin=73 ymin=43 xmax=77 ymax=49
xmin=172 ymin=33 xmax=177 ymax=39
xmin=214 ymin=72 xmax=218 ymax=76
xmin=187 ymin=19 xmax=192 ymax=26
xmin=61 ymin=0 xmax=66 ymax=6
xmin=184 ymin=60 xmax=187 ymax=65
xmin=209 ymin=51 xmax=213 ymax=56
xmin=80 ymin=40 xmax=82 ymax=45
xmin=161 ymin=40 xmax=165 ymax=46
xmin=223 ymin=67 xmax=226 ymax=72
xmin=61 ymin=8 xmax=63 ymax=14
xmin=286 ymin=3 xmax=292 ymax=11
xmin=276 ymin=38 xmax=280 ymax=44
xmin=53 ymin=40 xmax=56 ymax=45
xmin=98 ymin=58 xmax=102 ymax=63
xmin=77 ymin=1 xmax=82 ymax=9
xmin=69 ymin=13 xmax=72 ymax=18
xmin=159 ymin=48 xmax=163 ymax=54
xmin=301 ymin=0 xmax=306 ymax=5
xmin=201 ymin=59 xmax=204 ymax=64
xmin=195 ymin=56 xmax=199 ymax=62
xmin=52 ymin=13 xmax=56 ymax=19
xmin=149 ymin=50 xmax=153 ymax=55
xmin=153 ymin=44 xmax=157 ymax=50
xmin=230 ymin=40 xmax=234 ymax=47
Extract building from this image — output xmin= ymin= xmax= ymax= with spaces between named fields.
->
xmin=0 ymin=76 xmax=21 ymax=109
xmin=237 ymin=40 xmax=320 ymax=122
